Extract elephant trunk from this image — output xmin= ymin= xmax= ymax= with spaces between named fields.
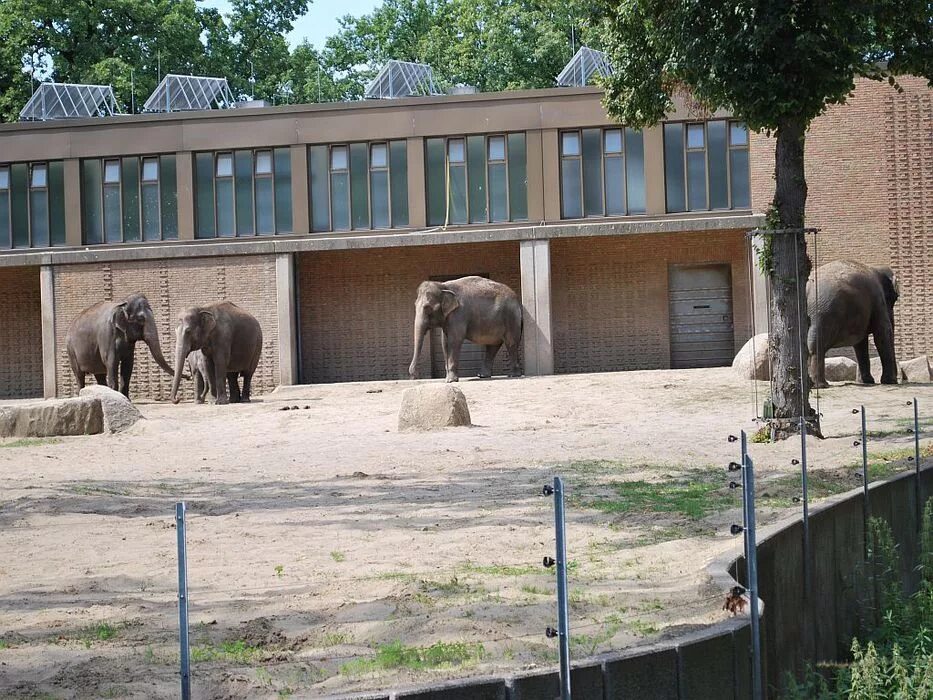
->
xmin=409 ymin=314 xmax=429 ymax=379
xmin=170 ymin=336 xmax=189 ymax=404
xmin=144 ymin=311 xmax=176 ymax=378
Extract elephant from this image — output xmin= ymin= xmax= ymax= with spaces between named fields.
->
xmin=186 ymin=350 xmax=214 ymax=404
xmin=171 ymin=302 xmax=262 ymax=405
xmin=408 ymin=276 xmax=522 ymax=383
xmin=66 ymin=293 xmax=176 ymax=398
xmin=807 ymin=260 xmax=898 ymax=389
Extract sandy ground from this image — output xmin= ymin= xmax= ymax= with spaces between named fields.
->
xmin=0 ymin=368 xmax=930 ymax=699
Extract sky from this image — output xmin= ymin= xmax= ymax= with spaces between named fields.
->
xmin=203 ymin=0 xmax=382 ymax=49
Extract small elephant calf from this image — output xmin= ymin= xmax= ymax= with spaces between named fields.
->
xmin=186 ymin=350 xmax=213 ymax=404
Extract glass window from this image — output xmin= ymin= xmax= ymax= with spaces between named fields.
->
xmin=707 ymin=121 xmax=729 ymax=210
xmin=30 ymin=164 xmax=47 ymax=188
xmin=389 ymin=140 xmax=409 ymax=227
xmin=488 ymin=135 xmax=506 ymax=161
xmin=506 ymin=132 xmax=527 ymax=221
xmin=215 ymin=153 xmax=233 ymax=178
xmin=730 ymin=122 xmax=748 ymax=146
xmin=141 ymin=158 xmax=159 ymax=182
xmin=664 ymin=123 xmax=686 ymax=213
xmin=562 ymin=131 xmax=580 ymax=157
xmin=687 ymin=123 xmax=705 ymax=149
xmin=103 ymin=160 xmax=121 ymax=184
xmin=467 ymin=135 xmax=487 ymax=224
xmin=0 ymin=167 xmax=9 ymax=189
xmin=581 ymin=128 xmax=603 ymax=217
xmin=604 ymin=129 xmax=623 ymax=154
xmin=255 ymin=177 xmax=275 ymax=234
xmin=331 ymin=146 xmax=348 ymax=171
xmin=625 ymin=129 xmax=646 ymax=214
xmin=370 ymin=143 xmax=387 ymax=169
xmin=255 ymin=150 xmax=273 ymax=175
xmin=448 ymin=138 xmax=465 ymax=164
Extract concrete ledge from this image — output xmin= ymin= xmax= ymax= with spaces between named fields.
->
xmin=393 ymin=677 xmax=507 ymax=699
xmin=0 ymin=214 xmax=764 ymax=268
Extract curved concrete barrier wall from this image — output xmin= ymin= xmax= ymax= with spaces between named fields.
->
xmin=329 ymin=466 xmax=930 ymax=700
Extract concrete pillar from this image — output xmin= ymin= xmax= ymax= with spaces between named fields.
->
xmin=541 ymin=130 xmax=561 ymax=223
xmin=643 ymin=125 xmax=666 ymax=216
xmin=40 ymin=265 xmax=57 ymax=398
xmin=525 ymin=130 xmax=545 ymax=223
xmin=63 ymin=160 xmax=82 ymax=247
xmin=406 ymin=137 xmax=426 ymax=228
xmin=290 ymin=145 xmax=309 ymax=234
xmin=275 ymin=253 xmax=298 ymax=385
xmin=520 ymin=239 xmax=553 ymax=375
xmin=750 ymin=234 xmax=769 ymax=334
xmin=176 ymin=151 xmax=195 ymax=240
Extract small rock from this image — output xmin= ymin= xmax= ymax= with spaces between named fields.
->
xmin=901 ymin=356 xmax=932 ymax=383
xmin=398 ymin=384 xmax=472 ymax=431
xmin=732 ymin=333 xmax=769 ymax=380
xmin=0 ymin=397 xmax=103 ymax=438
xmin=824 ymin=357 xmax=858 ymax=382
xmin=79 ymin=385 xmax=142 ymax=433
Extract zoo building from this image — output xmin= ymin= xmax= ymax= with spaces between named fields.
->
xmin=0 ymin=63 xmax=929 ymax=402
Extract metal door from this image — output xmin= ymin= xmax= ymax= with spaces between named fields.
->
xmin=669 ymin=264 xmax=735 ymax=368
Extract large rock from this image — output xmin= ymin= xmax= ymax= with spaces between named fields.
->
xmin=80 ymin=385 xmax=143 ymax=432
xmin=732 ymin=333 xmax=769 ymax=380
xmin=398 ymin=384 xmax=472 ymax=431
xmin=0 ymin=397 xmax=103 ymax=438
xmin=824 ymin=357 xmax=858 ymax=382
xmin=900 ymin=356 xmax=932 ymax=383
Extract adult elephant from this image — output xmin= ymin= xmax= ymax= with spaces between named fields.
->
xmin=171 ymin=302 xmax=262 ymax=405
xmin=66 ymin=293 xmax=176 ymax=398
xmin=807 ymin=260 xmax=899 ymax=388
xmin=408 ymin=276 xmax=522 ymax=383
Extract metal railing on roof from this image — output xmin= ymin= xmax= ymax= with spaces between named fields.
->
xmin=19 ymin=82 xmax=120 ymax=121
xmin=556 ymin=47 xmax=613 ymax=87
xmin=364 ymin=60 xmax=443 ymax=99
xmin=143 ymin=74 xmax=235 ymax=113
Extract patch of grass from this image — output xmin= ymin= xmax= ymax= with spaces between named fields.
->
xmin=0 ymin=640 xmax=10 ymax=650
xmin=461 ymin=563 xmax=537 ymax=577
xmin=758 ymin=470 xmax=852 ymax=508
xmin=0 ymin=437 xmax=62 ymax=449
xmin=274 ymin=565 xmax=284 ymax=578
xmin=632 ymin=525 xmax=693 ymax=546
xmin=630 ymin=619 xmax=659 ymax=636
xmin=521 ymin=584 xmax=548 ymax=596
xmin=191 ymin=639 xmax=260 ymax=664
xmin=418 ymin=576 xmax=474 ymax=596
xmin=571 ymin=622 xmax=620 ymax=656
xmin=750 ymin=426 xmax=771 ymax=444
xmin=330 ymin=551 xmax=346 ymax=563
xmin=67 ymin=483 xmax=130 ymax=496
xmin=575 ymin=469 xmax=732 ymax=520
xmin=321 ymin=631 xmax=351 ymax=647
xmin=374 ymin=571 xmax=419 ymax=583
xmin=339 ymin=640 xmax=485 ymax=675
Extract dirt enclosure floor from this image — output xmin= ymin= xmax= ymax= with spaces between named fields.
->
xmin=1 ymin=369 xmax=931 ymax=699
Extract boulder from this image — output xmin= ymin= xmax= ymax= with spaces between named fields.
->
xmin=398 ymin=384 xmax=472 ymax=431
xmin=900 ymin=356 xmax=932 ymax=383
xmin=732 ymin=333 xmax=769 ymax=380
xmin=0 ymin=397 xmax=103 ymax=438
xmin=824 ymin=357 xmax=858 ymax=382
xmin=80 ymin=385 xmax=143 ymax=432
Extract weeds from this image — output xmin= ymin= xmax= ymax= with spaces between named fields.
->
xmin=191 ymin=639 xmax=260 ymax=664
xmin=461 ymin=563 xmax=537 ymax=577
xmin=339 ymin=640 xmax=485 ymax=675
xmin=575 ymin=469 xmax=732 ymax=519
xmin=0 ymin=437 xmax=62 ymax=449
xmin=274 ymin=565 xmax=284 ymax=578
xmin=330 ymin=551 xmax=346 ymax=562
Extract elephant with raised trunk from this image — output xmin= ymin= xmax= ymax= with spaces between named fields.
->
xmin=171 ymin=302 xmax=262 ymax=405
xmin=66 ymin=293 xmax=175 ymax=398
xmin=409 ymin=276 xmax=522 ymax=383
xmin=807 ymin=260 xmax=899 ymax=388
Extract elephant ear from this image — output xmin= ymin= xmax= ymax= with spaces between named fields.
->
xmin=111 ymin=303 xmax=130 ymax=334
xmin=199 ymin=310 xmax=217 ymax=336
xmin=440 ymin=289 xmax=460 ymax=317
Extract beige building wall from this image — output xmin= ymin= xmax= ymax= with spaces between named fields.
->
xmin=52 ymin=255 xmax=280 ymax=400
xmin=298 ymin=242 xmax=522 ymax=383
xmin=0 ymin=267 xmax=43 ymax=399
xmin=550 ymin=230 xmax=752 ymax=374
xmin=750 ymin=76 xmax=933 ymax=359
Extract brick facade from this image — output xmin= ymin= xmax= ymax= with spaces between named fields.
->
xmin=550 ymin=230 xmax=752 ymax=374
xmin=298 ymin=242 xmax=522 ymax=383
xmin=750 ymin=76 xmax=933 ymax=359
xmin=0 ymin=267 xmax=42 ymax=399
xmin=53 ymin=255 xmax=279 ymax=401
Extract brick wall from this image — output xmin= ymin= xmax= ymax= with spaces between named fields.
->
xmin=750 ymin=76 xmax=932 ymax=359
xmin=550 ymin=230 xmax=751 ymax=374
xmin=0 ymin=266 xmax=42 ymax=399
xmin=53 ymin=255 xmax=279 ymax=401
xmin=298 ymin=242 xmax=521 ymax=383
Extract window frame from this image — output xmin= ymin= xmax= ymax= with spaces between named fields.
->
xmin=0 ymin=165 xmax=9 ymax=248
xmin=683 ymin=122 xmax=710 ymax=211
xmin=140 ymin=156 xmax=162 ymax=238
xmin=321 ymin=140 xmax=406 ymax=232
xmin=369 ymin=142 xmax=391 ymax=230
xmin=560 ymin=127 xmax=645 ymax=219
xmin=485 ymin=134 xmax=510 ymax=223
xmin=433 ymin=133 xmax=515 ymax=225
xmin=253 ymin=149 xmax=276 ymax=235
xmin=99 ymin=159 xmax=125 ymax=243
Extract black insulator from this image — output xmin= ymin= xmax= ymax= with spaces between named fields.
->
xmin=543 ymin=556 xmax=555 ymax=568
xmin=730 ymin=524 xmax=744 ymax=536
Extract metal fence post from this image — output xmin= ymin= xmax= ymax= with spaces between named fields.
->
xmin=175 ymin=502 xmax=191 ymax=700
xmin=798 ymin=416 xmax=811 ymax=603
xmin=861 ymin=405 xmax=870 ymax=532
xmin=543 ymin=477 xmax=572 ymax=700
xmin=742 ymin=448 xmax=763 ymax=700
xmin=914 ymin=398 xmax=922 ymax=528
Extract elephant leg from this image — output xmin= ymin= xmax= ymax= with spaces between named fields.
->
xmin=873 ymin=321 xmax=898 ymax=385
xmin=444 ymin=330 xmax=464 ymax=383
xmin=505 ymin=340 xmax=522 ymax=377
xmin=479 ymin=343 xmax=501 ymax=378
xmin=119 ymin=354 xmax=134 ymax=397
xmin=854 ymin=336 xmax=874 ymax=384
xmin=105 ymin=354 xmax=120 ymax=392
xmin=241 ymin=371 xmax=254 ymax=403
xmin=227 ymin=372 xmax=242 ymax=403
xmin=94 ymin=373 xmax=107 ymax=387
xmin=194 ymin=372 xmax=206 ymax=404
xmin=208 ymin=355 xmax=229 ymax=405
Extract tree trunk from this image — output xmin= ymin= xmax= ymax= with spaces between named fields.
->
xmin=769 ymin=116 xmax=821 ymax=439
